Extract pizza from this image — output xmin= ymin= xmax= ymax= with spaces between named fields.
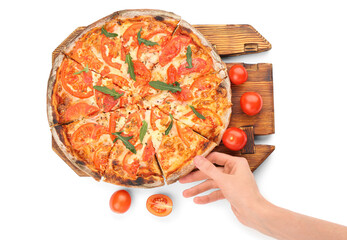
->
xmin=47 ymin=9 xmax=232 ymax=188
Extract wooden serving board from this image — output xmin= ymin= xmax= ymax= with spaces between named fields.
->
xmin=51 ymin=24 xmax=274 ymax=177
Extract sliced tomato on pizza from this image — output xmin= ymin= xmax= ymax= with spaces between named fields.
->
xmin=49 ymin=55 xmax=101 ymax=125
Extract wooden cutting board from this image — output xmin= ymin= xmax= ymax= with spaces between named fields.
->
xmin=51 ymin=24 xmax=274 ymax=177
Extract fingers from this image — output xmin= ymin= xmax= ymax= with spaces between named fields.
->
xmin=179 ymin=167 xmax=224 ymax=184
xmin=206 ymin=152 xmax=241 ymax=167
xmin=193 ymin=156 xmax=223 ymax=181
xmin=182 ymin=179 xmax=218 ymax=198
xmin=193 ymin=190 xmax=225 ymax=204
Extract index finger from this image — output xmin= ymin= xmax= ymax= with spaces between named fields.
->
xmin=206 ymin=152 xmax=240 ymax=166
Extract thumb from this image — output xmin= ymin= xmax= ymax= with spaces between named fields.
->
xmin=194 ymin=156 xmax=222 ymax=182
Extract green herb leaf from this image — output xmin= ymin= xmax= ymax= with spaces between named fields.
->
xmin=139 ymin=120 xmax=148 ymax=143
xmin=165 ymin=114 xmax=174 ymax=135
xmin=73 ymin=65 xmax=89 ymax=75
xmin=149 ymin=81 xmax=182 ymax=93
xmin=112 ymin=131 xmax=136 ymax=154
xmin=189 ymin=105 xmax=206 ymax=120
xmin=137 ymin=27 xmax=158 ymax=46
xmin=125 ymin=54 xmax=136 ymax=81
xmin=186 ymin=45 xmax=193 ymax=69
xmin=101 ymin=26 xmax=118 ymax=38
xmin=93 ymin=85 xmax=124 ymax=100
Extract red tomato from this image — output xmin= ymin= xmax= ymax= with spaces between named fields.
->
xmin=222 ymin=127 xmax=247 ymax=151
xmin=229 ymin=64 xmax=248 ymax=85
xmin=71 ymin=123 xmax=108 ymax=149
xmin=109 ymin=190 xmax=131 ymax=214
xmin=133 ymin=60 xmax=151 ymax=87
xmin=93 ymin=145 xmax=111 ymax=171
xmin=122 ymin=145 xmax=142 ymax=177
xmin=146 ymin=194 xmax=173 ymax=217
xmin=167 ymin=64 xmax=179 ymax=84
xmin=240 ymin=92 xmax=263 ymax=116
xmin=177 ymin=58 xmax=211 ymax=75
xmin=60 ymin=58 xmax=94 ymax=98
xmin=159 ymin=36 xmax=191 ymax=66
xmin=100 ymin=35 xmax=122 ymax=69
xmin=62 ymin=102 xmax=99 ymax=123
xmin=122 ymin=23 xmax=145 ymax=47
xmin=142 ymin=138 xmax=155 ymax=162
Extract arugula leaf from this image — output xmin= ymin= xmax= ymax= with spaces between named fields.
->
xmin=149 ymin=81 xmax=182 ymax=93
xmin=112 ymin=131 xmax=136 ymax=154
xmin=186 ymin=45 xmax=193 ymax=69
xmin=139 ymin=120 xmax=148 ymax=143
xmin=137 ymin=27 xmax=158 ymax=46
xmin=165 ymin=114 xmax=174 ymax=135
xmin=189 ymin=105 xmax=206 ymax=120
xmin=93 ymin=86 xmax=124 ymax=100
xmin=125 ymin=54 xmax=136 ymax=81
xmin=73 ymin=65 xmax=89 ymax=75
xmin=101 ymin=26 xmax=118 ymax=38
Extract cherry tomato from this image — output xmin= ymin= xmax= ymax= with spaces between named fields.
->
xmin=229 ymin=64 xmax=248 ymax=85
xmin=222 ymin=127 xmax=247 ymax=151
xmin=240 ymin=92 xmax=263 ymax=116
xmin=146 ymin=194 xmax=173 ymax=217
xmin=109 ymin=190 xmax=131 ymax=214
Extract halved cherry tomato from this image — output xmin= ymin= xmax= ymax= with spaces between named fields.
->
xmin=240 ymin=92 xmax=263 ymax=116
xmin=100 ymin=35 xmax=122 ymax=70
xmin=177 ymin=58 xmax=211 ymax=75
xmin=146 ymin=194 xmax=173 ymax=217
xmin=229 ymin=64 xmax=248 ymax=85
xmin=60 ymin=58 xmax=94 ymax=98
xmin=159 ymin=35 xmax=191 ymax=67
xmin=109 ymin=190 xmax=131 ymax=214
xmin=62 ymin=102 xmax=99 ymax=123
xmin=222 ymin=127 xmax=247 ymax=151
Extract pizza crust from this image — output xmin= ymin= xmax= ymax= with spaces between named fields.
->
xmin=47 ymin=53 xmax=64 ymax=127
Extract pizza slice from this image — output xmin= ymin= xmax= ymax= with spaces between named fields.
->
xmin=147 ymin=107 xmax=217 ymax=184
xmin=103 ymin=106 xmax=164 ymax=188
xmin=51 ymin=112 xmax=114 ymax=180
xmin=48 ymin=54 xmax=101 ymax=126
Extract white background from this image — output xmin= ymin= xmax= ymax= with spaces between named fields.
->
xmin=1 ymin=0 xmax=346 ymax=239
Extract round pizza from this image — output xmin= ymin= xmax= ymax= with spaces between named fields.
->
xmin=47 ymin=9 xmax=232 ymax=188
